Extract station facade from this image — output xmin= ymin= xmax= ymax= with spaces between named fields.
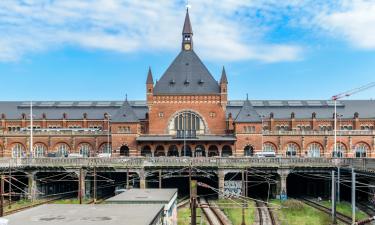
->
xmin=1 ymin=10 xmax=375 ymax=159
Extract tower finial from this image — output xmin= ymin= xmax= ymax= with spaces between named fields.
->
xmin=125 ymin=94 xmax=128 ymax=101
xmin=220 ymin=66 xmax=228 ymax=84
xmin=246 ymin=93 xmax=249 ymax=101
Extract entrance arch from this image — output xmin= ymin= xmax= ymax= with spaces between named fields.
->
xmin=222 ymin=145 xmax=232 ymax=157
xmin=194 ymin=145 xmax=206 ymax=157
xmin=168 ymin=145 xmax=179 ymax=157
xmin=181 ymin=145 xmax=192 ymax=157
xmin=141 ymin=146 xmax=152 ymax=157
xmin=120 ymin=145 xmax=129 ymax=157
xmin=208 ymin=145 xmax=219 ymax=157
xmin=155 ymin=146 xmax=165 ymax=157
xmin=244 ymin=145 xmax=254 ymax=157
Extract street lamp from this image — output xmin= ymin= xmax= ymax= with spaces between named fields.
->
xmin=106 ymin=114 xmax=112 ymax=156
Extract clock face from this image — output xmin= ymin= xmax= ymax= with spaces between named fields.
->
xmin=184 ymin=43 xmax=191 ymax=50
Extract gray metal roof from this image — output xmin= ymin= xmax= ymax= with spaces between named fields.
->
xmin=1 ymin=100 xmax=374 ymax=120
xmin=105 ymin=189 xmax=177 ymax=204
xmin=4 ymin=204 xmax=164 ymax=225
xmin=153 ymin=50 xmax=220 ymax=95
xmin=111 ymin=100 xmax=139 ymax=123
xmin=235 ymin=99 xmax=261 ymax=122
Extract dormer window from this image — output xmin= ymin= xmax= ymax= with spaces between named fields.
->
xmin=198 ymin=79 xmax=204 ymax=85
xmin=169 ymin=79 xmax=175 ymax=85
xmin=184 ymin=79 xmax=190 ymax=85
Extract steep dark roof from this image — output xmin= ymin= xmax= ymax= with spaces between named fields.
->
xmin=111 ymin=100 xmax=139 ymax=123
xmin=146 ymin=67 xmax=154 ymax=84
xmin=182 ymin=9 xmax=193 ymax=34
xmin=153 ymin=50 xmax=220 ymax=95
xmin=220 ymin=67 xmax=228 ymax=84
xmin=235 ymin=99 xmax=261 ymax=122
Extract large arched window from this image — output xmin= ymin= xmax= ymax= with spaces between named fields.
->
xmin=263 ymin=143 xmax=276 ymax=152
xmin=12 ymin=143 xmax=25 ymax=158
xmin=307 ymin=143 xmax=322 ymax=157
xmin=56 ymin=143 xmax=69 ymax=157
xmin=244 ymin=145 xmax=254 ymax=157
xmin=78 ymin=143 xmax=91 ymax=157
xmin=332 ymin=142 xmax=346 ymax=158
xmin=355 ymin=143 xmax=369 ymax=158
xmin=286 ymin=143 xmax=299 ymax=157
xmin=169 ymin=111 xmax=205 ymax=138
xmin=33 ymin=144 xmax=46 ymax=158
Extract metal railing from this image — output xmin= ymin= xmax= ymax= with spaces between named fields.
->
xmin=263 ymin=130 xmax=375 ymax=136
xmin=1 ymin=130 xmax=108 ymax=136
xmin=0 ymin=157 xmax=374 ymax=170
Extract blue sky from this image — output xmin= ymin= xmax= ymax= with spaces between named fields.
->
xmin=0 ymin=0 xmax=375 ymax=101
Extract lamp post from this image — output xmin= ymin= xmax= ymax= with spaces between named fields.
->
xmin=106 ymin=114 xmax=111 ymax=156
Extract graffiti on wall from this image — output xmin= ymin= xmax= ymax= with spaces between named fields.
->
xmin=224 ymin=181 xmax=242 ymax=197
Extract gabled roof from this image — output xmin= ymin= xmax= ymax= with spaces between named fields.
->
xmin=235 ymin=99 xmax=261 ymax=122
xmin=153 ymin=50 xmax=220 ymax=95
xmin=182 ymin=9 xmax=193 ymax=34
xmin=111 ymin=100 xmax=139 ymax=123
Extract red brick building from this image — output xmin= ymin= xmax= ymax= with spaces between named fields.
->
xmin=1 ymin=10 xmax=375 ymax=159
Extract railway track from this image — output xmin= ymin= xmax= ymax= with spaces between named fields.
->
xmin=300 ymin=198 xmax=352 ymax=224
xmin=4 ymin=196 xmax=66 ymax=216
xmin=357 ymin=201 xmax=375 ymax=217
xmin=255 ymin=200 xmax=276 ymax=225
xmin=199 ymin=197 xmax=228 ymax=225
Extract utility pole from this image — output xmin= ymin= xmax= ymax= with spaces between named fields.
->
xmin=126 ymin=168 xmax=129 ymax=189
xmin=0 ymin=175 xmax=4 ymax=217
xmin=241 ymin=169 xmax=246 ymax=225
xmin=331 ymin=170 xmax=337 ymax=224
xmin=352 ymin=168 xmax=356 ymax=224
xmin=93 ymin=166 xmax=97 ymax=204
xmin=30 ymin=101 xmax=33 ymax=158
xmin=337 ymin=167 xmax=340 ymax=203
xmin=78 ymin=168 xmax=83 ymax=204
xmin=190 ymin=180 xmax=197 ymax=225
xmin=159 ymin=169 xmax=162 ymax=189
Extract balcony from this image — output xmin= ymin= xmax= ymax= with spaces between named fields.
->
xmin=1 ymin=129 xmax=109 ymax=136
xmin=175 ymin=130 xmax=197 ymax=139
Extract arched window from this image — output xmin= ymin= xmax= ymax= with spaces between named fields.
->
xmin=100 ymin=143 xmax=112 ymax=154
xmin=307 ymin=143 xmax=321 ymax=157
xmin=141 ymin=146 xmax=152 ymax=157
xmin=263 ymin=143 xmax=276 ymax=152
xmin=56 ymin=143 xmax=69 ymax=157
xmin=195 ymin=145 xmax=205 ymax=157
xmin=168 ymin=145 xmax=179 ymax=157
xmin=286 ymin=143 xmax=298 ymax=157
xmin=12 ymin=143 xmax=25 ymax=158
xmin=208 ymin=145 xmax=219 ymax=157
xmin=355 ymin=143 xmax=369 ymax=158
xmin=169 ymin=111 xmax=205 ymax=137
xmin=155 ymin=146 xmax=165 ymax=157
xmin=120 ymin=146 xmax=129 ymax=157
xmin=33 ymin=144 xmax=46 ymax=158
xmin=332 ymin=142 xmax=346 ymax=158
xmin=222 ymin=145 xmax=232 ymax=157
xmin=79 ymin=143 xmax=91 ymax=157
xmin=244 ymin=145 xmax=254 ymax=157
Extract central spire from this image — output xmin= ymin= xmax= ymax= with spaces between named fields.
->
xmin=182 ymin=9 xmax=193 ymax=51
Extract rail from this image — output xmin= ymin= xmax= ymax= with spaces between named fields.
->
xmin=0 ymin=157 xmax=375 ymax=171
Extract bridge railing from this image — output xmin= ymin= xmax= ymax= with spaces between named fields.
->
xmin=1 ymin=157 xmax=372 ymax=170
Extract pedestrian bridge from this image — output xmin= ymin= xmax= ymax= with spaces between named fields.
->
xmin=0 ymin=157 xmax=374 ymax=171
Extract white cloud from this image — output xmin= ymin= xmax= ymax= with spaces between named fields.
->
xmin=316 ymin=0 xmax=375 ymax=49
xmin=0 ymin=0 xmax=303 ymax=62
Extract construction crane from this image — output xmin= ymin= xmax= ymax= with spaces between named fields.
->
xmin=331 ymin=81 xmax=375 ymax=155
